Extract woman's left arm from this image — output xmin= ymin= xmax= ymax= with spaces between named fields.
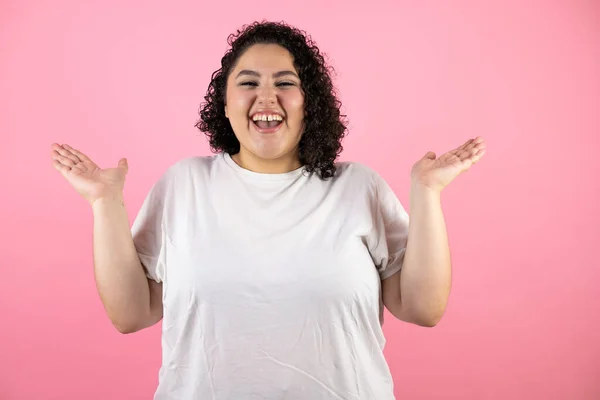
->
xmin=382 ymin=136 xmax=486 ymax=327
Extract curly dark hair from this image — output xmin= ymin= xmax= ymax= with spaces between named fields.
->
xmin=195 ymin=21 xmax=348 ymax=179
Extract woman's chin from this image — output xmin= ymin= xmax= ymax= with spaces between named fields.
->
xmin=251 ymin=147 xmax=288 ymax=161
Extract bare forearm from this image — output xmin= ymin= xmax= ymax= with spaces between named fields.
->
xmin=91 ymin=195 xmax=152 ymax=333
xmin=400 ymin=182 xmax=451 ymax=325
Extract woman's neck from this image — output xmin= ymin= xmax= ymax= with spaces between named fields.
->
xmin=231 ymin=150 xmax=302 ymax=174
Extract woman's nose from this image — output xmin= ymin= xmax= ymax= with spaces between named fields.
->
xmin=257 ymin=86 xmax=277 ymax=106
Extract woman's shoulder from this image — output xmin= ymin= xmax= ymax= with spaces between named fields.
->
xmin=331 ymin=160 xmax=400 ymax=199
xmin=161 ymin=154 xmax=220 ymax=176
xmin=333 ymin=160 xmax=384 ymax=183
xmin=170 ymin=154 xmax=218 ymax=169
xmin=150 ymin=154 xmax=221 ymax=189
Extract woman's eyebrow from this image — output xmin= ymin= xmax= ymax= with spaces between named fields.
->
xmin=235 ymin=70 xmax=299 ymax=79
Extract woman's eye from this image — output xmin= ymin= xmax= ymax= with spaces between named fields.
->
xmin=239 ymin=81 xmax=296 ymax=88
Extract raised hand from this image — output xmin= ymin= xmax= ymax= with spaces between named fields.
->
xmin=50 ymin=143 xmax=129 ymax=205
xmin=411 ymin=136 xmax=486 ymax=192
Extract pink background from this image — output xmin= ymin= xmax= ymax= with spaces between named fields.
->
xmin=2 ymin=0 xmax=599 ymax=399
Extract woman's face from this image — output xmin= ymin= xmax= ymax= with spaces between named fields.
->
xmin=225 ymin=44 xmax=305 ymax=173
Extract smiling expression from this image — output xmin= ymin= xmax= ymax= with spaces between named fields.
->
xmin=225 ymin=43 xmax=305 ymax=173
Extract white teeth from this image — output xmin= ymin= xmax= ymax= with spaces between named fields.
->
xmin=252 ymin=114 xmax=283 ymax=122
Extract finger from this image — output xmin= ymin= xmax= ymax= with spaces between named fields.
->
xmin=51 ymin=143 xmax=81 ymax=164
xmin=53 ymin=160 xmax=86 ymax=180
xmin=71 ymin=161 xmax=87 ymax=171
xmin=457 ymin=138 xmax=475 ymax=152
xmin=468 ymin=137 xmax=486 ymax=153
xmin=62 ymin=144 xmax=90 ymax=162
xmin=422 ymin=151 xmax=436 ymax=160
xmin=461 ymin=141 xmax=484 ymax=159
xmin=460 ymin=148 xmax=485 ymax=165
xmin=468 ymin=143 xmax=486 ymax=161
xmin=52 ymin=159 xmax=71 ymax=176
xmin=471 ymin=148 xmax=486 ymax=163
xmin=456 ymin=149 xmax=473 ymax=161
xmin=465 ymin=138 xmax=481 ymax=152
xmin=51 ymin=152 xmax=78 ymax=168
xmin=465 ymin=145 xmax=484 ymax=160
xmin=449 ymin=138 xmax=474 ymax=156
xmin=118 ymin=158 xmax=128 ymax=174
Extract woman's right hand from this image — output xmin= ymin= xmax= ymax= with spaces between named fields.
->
xmin=51 ymin=143 xmax=129 ymax=205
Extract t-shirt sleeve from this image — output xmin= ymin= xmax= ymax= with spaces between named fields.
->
xmin=369 ymin=172 xmax=410 ymax=280
xmin=130 ymin=171 xmax=171 ymax=283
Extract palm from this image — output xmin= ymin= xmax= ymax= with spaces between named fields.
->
xmin=51 ymin=143 xmax=128 ymax=204
xmin=411 ymin=136 xmax=486 ymax=192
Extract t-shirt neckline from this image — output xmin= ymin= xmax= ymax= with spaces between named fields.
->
xmin=222 ymin=152 xmax=307 ymax=182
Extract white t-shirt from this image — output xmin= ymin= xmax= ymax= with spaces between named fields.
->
xmin=131 ymin=152 xmax=410 ymax=400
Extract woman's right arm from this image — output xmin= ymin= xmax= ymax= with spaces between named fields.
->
xmin=92 ymin=195 xmax=163 ymax=333
xmin=51 ymin=143 xmax=162 ymax=334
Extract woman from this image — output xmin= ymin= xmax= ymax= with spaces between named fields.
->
xmin=51 ymin=21 xmax=485 ymax=400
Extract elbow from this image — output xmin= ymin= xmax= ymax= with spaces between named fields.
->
xmin=105 ymin=303 xmax=154 ymax=334
xmin=109 ymin=313 xmax=146 ymax=334
xmin=113 ymin=320 xmax=142 ymax=334
xmin=389 ymin=304 xmax=446 ymax=327
xmin=406 ymin=305 xmax=447 ymax=328
xmin=110 ymin=310 xmax=160 ymax=334
xmin=413 ymin=313 xmax=443 ymax=327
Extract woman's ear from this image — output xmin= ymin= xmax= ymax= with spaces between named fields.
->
xmin=225 ymin=104 xmax=229 ymax=118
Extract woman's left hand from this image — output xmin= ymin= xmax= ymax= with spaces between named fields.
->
xmin=411 ymin=136 xmax=486 ymax=192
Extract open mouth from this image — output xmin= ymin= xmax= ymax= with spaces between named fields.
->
xmin=251 ymin=112 xmax=284 ymax=133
